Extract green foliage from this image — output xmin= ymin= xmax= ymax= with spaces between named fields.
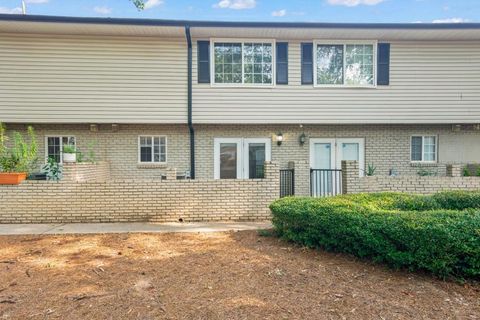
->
xmin=270 ymin=192 xmax=480 ymax=279
xmin=62 ymin=144 xmax=76 ymax=154
xmin=463 ymin=167 xmax=471 ymax=177
xmin=417 ymin=168 xmax=437 ymax=176
xmin=130 ymin=0 xmax=145 ymax=10
xmin=0 ymin=123 xmax=38 ymax=174
xmin=42 ymin=157 xmax=62 ymax=181
xmin=365 ymin=163 xmax=376 ymax=176
xmin=75 ymin=140 xmax=97 ymax=163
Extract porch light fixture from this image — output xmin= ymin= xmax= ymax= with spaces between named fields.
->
xmin=299 ymin=125 xmax=306 ymax=146
xmin=299 ymin=133 xmax=306 ymax=146
xmin=89 ymin=124 xmax=98 ymax=132
xmin=112 ymin=124 xmax=119 ymax=132
xmin=276 ymin=133 xmax=283 ymax=146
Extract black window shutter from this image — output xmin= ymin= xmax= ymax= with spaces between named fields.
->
xmin=197 ymin=41 xmax=210 ymax=84
xmin=377 ymin=43 xmax=390 ymax=86
xmin=301 ymin=43 xmax=313 ymax=85
xmin=276 ymin=42 xmax=288 ymax=84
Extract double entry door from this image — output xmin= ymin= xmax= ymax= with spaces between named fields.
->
xmin=214 ymin=138 xmax=271 ymax=179
xmin=310 ymin=138 xmax=364 ymax=196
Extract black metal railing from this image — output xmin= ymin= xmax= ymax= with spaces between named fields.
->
xmin=310 ymin=169 xmax=342 ymax=197
xmin=280 ymin=169 xmax=295 ymax=197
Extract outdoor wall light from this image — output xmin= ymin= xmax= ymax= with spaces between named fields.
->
xmin=298 ymin=124 xmax=307 ymax=146
xmin=89 ymin=124 xmax=98 ymax=132
xmin=299 ymin=133 xmax=306 ymax=146
xmin=276 ymin=133 xmax=284 ymax=146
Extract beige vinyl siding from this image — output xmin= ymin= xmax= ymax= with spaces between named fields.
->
xmin=0 ymin=33 xmax=187 ymax=123
xmin=193 ymin=40 xmax=480 ymax=124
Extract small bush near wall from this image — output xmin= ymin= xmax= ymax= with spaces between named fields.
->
xmin=270 ymin=192 xmax=480 ymax=279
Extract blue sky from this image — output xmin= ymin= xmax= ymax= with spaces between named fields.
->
xmin=0 ymin=0 xmax=478 ymax=23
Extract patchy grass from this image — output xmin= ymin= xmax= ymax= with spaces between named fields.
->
xmin=0 ymin=231 xmax=479 ymax=319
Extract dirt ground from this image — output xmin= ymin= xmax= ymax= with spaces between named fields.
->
xmin=0 ymin=231 xmax=479 ymax=320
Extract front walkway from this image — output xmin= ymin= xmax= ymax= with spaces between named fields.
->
xmin=0 ymin=221 xmax=272 ymax=236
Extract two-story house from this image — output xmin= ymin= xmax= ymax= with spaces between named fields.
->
xmin=1 ymin=15 xmax=480 ymax=193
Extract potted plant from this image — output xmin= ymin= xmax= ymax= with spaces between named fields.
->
xmin=62 ymin=144 xmax=77 ymax=163
xmin=0 ymin=123 xmax=38 ymax=185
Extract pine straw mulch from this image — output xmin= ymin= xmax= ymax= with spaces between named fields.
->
xmin=0 ymin=230 xmax=479 ymax=320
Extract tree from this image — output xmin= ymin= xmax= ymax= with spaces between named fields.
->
xmin=130 ymin=0 xmax=146 ymax=10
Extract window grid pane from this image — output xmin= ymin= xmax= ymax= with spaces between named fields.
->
xmin=140 ymin=136 xmax=166 ymax=163
xmin=47 ymin=136 xmax=75 ymax=163
xmin=243 ymin=43 xmax=272 ymax=84
xmin=345 ymin=44 xmax=374 ymax=86
xmin=316 ymin=45 xmax=343 ymax=85
xmin=423 ymin=136 xmax=436 ymax=161
xmin=411 ymin=136 xmax=423 ymax=161
xmin=214 ymin=43 xmax=242 ymax=84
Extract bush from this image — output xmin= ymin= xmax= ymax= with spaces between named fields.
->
xmin=270 ymin=192 xmax=480 ymax=279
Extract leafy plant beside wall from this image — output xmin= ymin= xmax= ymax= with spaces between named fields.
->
xmin=0 ymin=123 xmax=39 ymax=184
xmin=365 ymin=163 xmax=376 ymax=176
xmin=0 ymin=123 xmax=38 ymax=173
xmin=42 ymin=157 xmax=62 ymax=181
xmin=417 ymin=168 xmax=438 ymax=176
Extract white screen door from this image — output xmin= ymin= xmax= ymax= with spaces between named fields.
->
xmin=214 ymin=138 xmax=271 ymax=179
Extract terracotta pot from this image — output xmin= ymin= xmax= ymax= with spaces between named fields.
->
xmin=0 ymin=172 xmax=27 ymax=185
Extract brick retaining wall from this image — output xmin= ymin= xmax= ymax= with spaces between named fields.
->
xmin=62 ymin=162 xmax=110 ymax=182
xmin=0 ymin=162 xmax=279 ymax=224
xmin=342 ymin=161 xmax=480 ymax=194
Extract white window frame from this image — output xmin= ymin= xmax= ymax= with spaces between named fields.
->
xmin=214 ymin=138 xmax=272 ymax=179
xmin=210 ymin=38 xmax=276 ymax=88
xmin=313 ymin=40 xmax=377 ymax=88
xmin=410 ymin=135 xmax=438 ymax=163
xmin=138 ymin=135 xmax=167 ymax=164
xmin=44 ymin=135 xmax=76 ymax=164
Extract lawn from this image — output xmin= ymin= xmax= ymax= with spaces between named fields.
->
xmin=0 ymin=231 xmax=479 ymax=319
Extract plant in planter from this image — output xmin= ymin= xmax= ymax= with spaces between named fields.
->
xmin=0 ymin=123 xmax=38 ymax=185
xmin=62 ymin=144 xmax=77 ymax=163
xmin=42 ymin=157 xmax=62 ymax=181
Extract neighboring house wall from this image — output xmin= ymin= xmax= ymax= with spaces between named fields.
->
xmin=0 ymin=33 xmax=187 ymax=123
xmin=192 ymin=40 xmax=480 ymax=124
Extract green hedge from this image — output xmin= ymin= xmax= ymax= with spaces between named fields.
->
xmin=270 ymin=192 xmax=480 ymax=279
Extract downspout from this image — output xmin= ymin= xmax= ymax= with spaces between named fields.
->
xmin=185 ymin=25 xmax=195 ymax=179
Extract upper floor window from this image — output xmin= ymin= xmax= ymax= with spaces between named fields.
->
xmin=411 ymin=136 xmax=437 ymax=162
xmin=213 ymin=41 xmax=274 ymax=85
xmin=315 ymin=42 xmax=375 ymax=87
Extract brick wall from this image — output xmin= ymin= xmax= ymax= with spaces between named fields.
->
xmin=0 ymin=162 xmax=279 ymax=224
xmin=62 ymin=162 xmax=111 ymax=182
xmin=6 ymin=123 xmax=480 ymax=181
xmin=342 ymin=161 xmax=480 ymax=195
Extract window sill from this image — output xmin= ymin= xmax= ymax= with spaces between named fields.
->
xmin=137 ymin=163 xmax=168 ymax=169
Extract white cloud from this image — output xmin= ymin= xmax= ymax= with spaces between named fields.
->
xmin=327 ymin=0 xmax=384 ymax=7
xmin=432 ymin=18 xmax=470 ymax=23
xmin=272 ymin=9 xmax=286 ymax=17
xmin=144 ymin=0 xmax=164 ymax=10
xmin=25 ymin=0 xmax=49 ymax=3
xmin=0 ymin=7 xmax=22 ymax=14
xmin=213 ymin=0 xmax=256 ymax=10
xmin=94 ymin=6 xmax=112 ymax=15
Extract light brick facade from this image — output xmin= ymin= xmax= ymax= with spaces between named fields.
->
xmin=0 ymin=162 xmax=279 ymax=224
xmin=342 ymin=160 xmax=480 ymax=194
xmin=5 ymin=123 xmax=480 ymax=181
xmin=62 ymin=162 xmax=111 ymax=182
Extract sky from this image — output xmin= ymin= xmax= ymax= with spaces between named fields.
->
xmin=0 ymin=0 xmax=478 ymax=23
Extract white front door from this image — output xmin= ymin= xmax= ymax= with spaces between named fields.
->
xmin=310 ymin=138 xmax=365 ymax=174
xmin=214 ymin=138 xmax=271 ymax=179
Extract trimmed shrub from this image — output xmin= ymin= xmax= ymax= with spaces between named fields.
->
xmin=270 ymin=192 xmax=480 ymax=279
